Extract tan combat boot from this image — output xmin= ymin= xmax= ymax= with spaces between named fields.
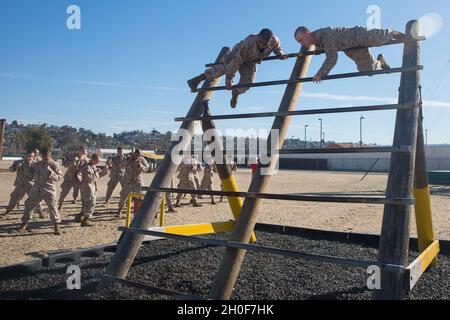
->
xmin=81 ymin=217 xmax=94 ymax=227
xmin=10 ymin=223 xmax=29 ymax=234
xmin=54 ymin=223 xmax=62 ymax=235
xmin=74 ymin=213 xmax=83 ymax=223
xmin=192 ymin=200 xmax=202 ymax=208
xmin=187 ymin=74 xmax=206 ymax=92
xmin=230 ymin=92 xmax=239 ymax=108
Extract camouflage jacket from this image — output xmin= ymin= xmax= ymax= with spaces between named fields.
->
xmin=9 ymin=158 xmax=35 ymax=187
xmin=312 ymin=26 xmax=391 ymax=78
xmin=106 ymin=154 xmax=126 ymax=177
xmin=63 ymin=154 xmax=88 ymax=181
xmin=81 ymin=162 xmax=108 ymax=192
xmin=226 ymin=34 xmax=283 ymax=81
xmin=122 ymin=156 xmax=148 ymax=185
xmin=33 ymin=160 xmax=63 ymax=192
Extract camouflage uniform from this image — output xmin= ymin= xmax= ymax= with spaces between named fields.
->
xmin=22 ymin=160 xmax=63 ymax=224
xmin=105 ymin=154 xmax=126 ymax=202
xmin=176 ymin=163 xmax=198 ymax=203
xmin=312 ymin=26 xmax=395 ymax=78
xmin=118 ymin=156 xmax=149 ymax=213
xmin=79 ymin=162 xmax=108 ymax=220
xmin=59 ymin=154 xmax=88 ymax=205
xmin=205 ymin=34 xmax=283 ymax=94
xmin=200 ymin=164 xmax=217 ymax=203
xmin=6 ymin=159 xmax=42 ymax=213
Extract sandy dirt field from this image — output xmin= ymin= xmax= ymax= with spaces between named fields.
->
xmin=0 ymin=160 xmax=449 ymax=266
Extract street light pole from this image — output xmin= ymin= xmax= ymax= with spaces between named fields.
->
xmin=318 ymin=118 xmax=323 ymax=148
xmin=425 ymin=129 xmax=428 ymax=148
xmin=304 ymin=124 xmax=309 ymax=149
xmin=360 ymin=115 xmax=365 ymax=147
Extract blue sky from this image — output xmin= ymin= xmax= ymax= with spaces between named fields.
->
xmin=1 ymin=0 xmax=449 ymax=145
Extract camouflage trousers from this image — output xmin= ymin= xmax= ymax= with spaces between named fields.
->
xmin=200 ymin=179 xmax=214 ymax=201
xmin=205 ymin=53 xmax=257 ymax=94
xmin=7 ymin=183 xmax=42 ymax=213
xmin=176 ymin=176 xmax=197 ymax=201
xmin=344 ymin=28 xmax=395 ymax=72
xmin=118 ymin=182 xmax=142 ymax=212
xmin=59 ymin=178 xmax=80 ymax=203
xmin=105 ymin=173 xmax=124 ymax=202
xmin=80 ymin=184 xmax=97 ymax=219
xmin=22 ymin=186 xmax=60 ymax=224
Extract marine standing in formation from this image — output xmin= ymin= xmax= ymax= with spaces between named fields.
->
xmin=175 ymin=156 xmax=201 ymax=207
xmin=2 ymin=151 xmax=42 ymax=218
xmin=58 ymin=146 xmax=89 ymax=210
xmin=105 ymin=146 xmax=126 ymax=204
xmin=11 ymin=151 xmax=63 ymax=235
xmin=187 ymin=28 xmax=286 ymax=108
xmin=76 ymin=154 xmax=109 ymax=227
xmin=293 ymin=26 xmax=405 ymax=83
xmin=117 ymin=149 xmax=149 ymax=218
xmin=200 ymin=160 xmax=218 ymax=205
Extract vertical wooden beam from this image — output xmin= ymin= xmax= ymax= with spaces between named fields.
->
xmin=98 ymin=47 xmax=230 ymax=289
xmin=0 ymin=119 xmax=6 ymax=160
xmin=209 ymin=46 xmax=313 ymax=300
xmin=375 ymin=20 xmax=421 ymax=300
xmin=200 ymin=106 xmax=256 ymax=242
xmin=413 ymin=107 xmax=437 ymax=266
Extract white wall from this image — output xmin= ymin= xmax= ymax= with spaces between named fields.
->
xmin=280 ymin=145 xmax=450 ymax=171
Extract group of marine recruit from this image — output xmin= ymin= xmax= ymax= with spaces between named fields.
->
xmin=187 ymin=25 xmax=406 ymax=108
xmin=2 ymin=146 xmax=233 ymax=236
xmin=2 ymin=147 xmax=149 ymax=235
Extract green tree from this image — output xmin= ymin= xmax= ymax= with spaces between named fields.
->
xmin=18 ymin=128 xmax=52 ymax=153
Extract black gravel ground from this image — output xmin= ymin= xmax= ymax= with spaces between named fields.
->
xmin=0 ymin=230 xmax=449 ymax=300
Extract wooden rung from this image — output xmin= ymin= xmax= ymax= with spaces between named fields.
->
xmin=174 ymin=103 xmax=416 ymax=122
xmin=148 ymin=187 xmax=415 ymax=205
xmin=194 ymin=66 xmax=423 ymax=92
xmin=204 ymin=36 xmax=426 ymax=67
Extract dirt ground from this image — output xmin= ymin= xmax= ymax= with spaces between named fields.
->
xmin=1 ymin=160 xmax=449 ymax=266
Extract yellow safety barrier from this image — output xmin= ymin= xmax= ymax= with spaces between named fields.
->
xmin=125 ymin=192 xmax=239 ymax=238
xmin=414 ymin=186 xmax=438 ymax=266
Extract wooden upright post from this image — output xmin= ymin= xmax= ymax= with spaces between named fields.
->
xmin=98 ymin=47 xmax=230 ymax=288
xmin=375 ymin=20 xmax=421 ymax=300
xmin=209 ymin=46 xmax=313 ymax=300
xmin=200 ymin=105 xmax=256 ymax=242
xmin=0 ymin=119 xmax=6 ymax=160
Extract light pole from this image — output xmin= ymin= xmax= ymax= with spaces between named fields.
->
xmin=322 ymin=132 xmax=326 ymax=146
xmin=360 ymin=115 xmax=365 ymax=147
xmin=318 ymin=118 xmax=323 ymax=148
xmin=425 ymin=129 xmax=428 ymax=147
xmin=304 ymin=125 xmax=309 ymax=149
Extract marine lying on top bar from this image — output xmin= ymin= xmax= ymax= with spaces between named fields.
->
xmin=187 ymin=25 xmax=406 ymax=107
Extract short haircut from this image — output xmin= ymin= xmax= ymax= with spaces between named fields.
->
xmin=258 ymin=28 xmax=273 ymax=42
xmin=43 ymin=150 xmax=52 ymax=157
xmin=134 ymin=149 xmax=141 ymax=155
xmin=294 ymin=26 xmax=311 ymax=37
xmin=117 ymin=146 xmax=123 ymax=151
xmin=26 ymin=151 xmax=35 ymax=157
xmin=91 ymin=153 xmax=99 ymax=161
